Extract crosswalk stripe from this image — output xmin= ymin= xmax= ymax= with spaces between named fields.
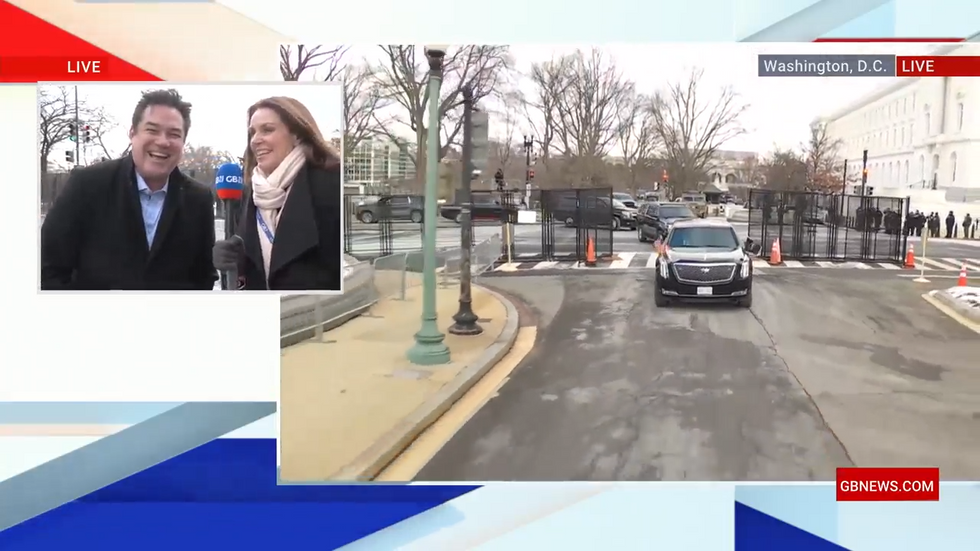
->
xmin=963 ymin=258 xmax=980 ymax=270
xmin=608 ymin=252 xmax=636 ymax=269
xmin=783 ymin=260 xmax=805 ymax=268
xmin=816 ymin=261 xmax=836 ymax=268
xmin=496 ymin=262 xmax=521 ymax=272
xmin=852 ymin=262 xmax=872 ymax=269
xmin=921 ymin=257 xmax=960 ymax=270
xmin=752 ymin=259 xmax=769 ymax=270
xmin=877 ymin=262 xmax=901 ymax=269
xmin=645 ymin=252 xmax=660 ymax=268
xmin=532 ymin=261 xmax=559 ymax=270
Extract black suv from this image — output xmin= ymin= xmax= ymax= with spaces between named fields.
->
xmin=548 ymin=194 xmax=636 ymax=230
xmin=355 ymin=195 xmax=424 ymax=224
xmin=653 ymin=219 xmax=761 ymax=308
xmin=636 ymin=202 xmax=697 ymax=242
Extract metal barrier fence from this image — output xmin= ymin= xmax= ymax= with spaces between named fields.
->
xmin=539 ymin=188 xmax=614 ymax=261
xmin=280 ymin=236 xmax=502 ymax=347
xmin=747 ymin=189 xmax=908 ymax=263
xmin=343 ymin=194 xmax=425 ymax=259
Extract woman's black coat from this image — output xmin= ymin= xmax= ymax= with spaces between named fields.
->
xmin=239 ymin=164 xmax=342 ymax=291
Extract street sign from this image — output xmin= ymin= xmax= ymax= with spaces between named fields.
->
xmin=471 ymin=110 xmax=489 ymax=173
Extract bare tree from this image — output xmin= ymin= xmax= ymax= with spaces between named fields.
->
xmin=617 ymin=91 xmax=660 ymax=195
xmin=180 ymin=144 xmax=238 ymax=183
xmin=650 ymin=68 xmax=748 ymax=197
xmin=279 ymin=44 xmax=387 ymax=161
xmin=802 ymin=123 xmax=844 ymax=192
xmin=524 ymin=57 xmax=572 ymax=161
xmin=39 ymin=86 xmax=120 ymax=173
xmin=372 ymin=45 xmax=513 ymax=183
xmin=489 ymin=105 xmax=520 ymax=177
xmin=761 ymin=148 xmax=807 ymax=191
xmin=280 ymin=44 xmax=348 ymax=81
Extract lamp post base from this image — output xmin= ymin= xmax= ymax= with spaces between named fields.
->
xmin=406 ymin=321 xmax=451 ymax=365
xmin=448 ymin=304 xmax=483 ymax=336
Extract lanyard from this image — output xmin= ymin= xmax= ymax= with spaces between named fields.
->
xmin=256 ymin=210 xmax=275 ymax=244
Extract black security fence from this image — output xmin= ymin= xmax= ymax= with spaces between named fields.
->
xmin=747 ymin=190 xmax=908 ymax=263
xmin=344 ymin=194 xmax=425 ymax=259
xmin=539 ymin=188 xmax=615 ymax=261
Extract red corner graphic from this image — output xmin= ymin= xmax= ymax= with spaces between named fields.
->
xmin=0 ymin=0 xmax=161 ymax=82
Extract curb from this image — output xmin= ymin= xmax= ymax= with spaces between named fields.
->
xmin=929 ymin=289 xmax=980 ymax=325
xmin=331 ymin=285 xmax=522 ymax=481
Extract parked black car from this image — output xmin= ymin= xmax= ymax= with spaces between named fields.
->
xmin=636 ymin=202 xmax=697 ymax=242
xmin=356 ymin=195 xmax=424 ymax=224
xmin=548 ymin=194 xmax=637 ymax=230
xmin=653 ymin=219 xmax=761 ymax=308
xmin=439 ymin=198 xmax=512 ymax=223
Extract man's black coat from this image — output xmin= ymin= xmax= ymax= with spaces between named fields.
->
xmin=41 ymin=156 xmax=218 ymax=290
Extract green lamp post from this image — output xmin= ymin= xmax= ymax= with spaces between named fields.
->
xmin=407 ymin=45 xmax=452 ymax=366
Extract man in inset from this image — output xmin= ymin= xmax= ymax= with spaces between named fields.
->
xmin=41 ymin=89 xmax=217 ymax=290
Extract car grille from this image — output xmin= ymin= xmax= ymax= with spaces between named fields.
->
xmin=672 ymin=263 xmax=736 ymax=285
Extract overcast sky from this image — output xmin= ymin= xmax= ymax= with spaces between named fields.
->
xmin=303 ymin=42 xmax=948 ymax=155
xmin=41 ymin=83 xmax=342 ymax=163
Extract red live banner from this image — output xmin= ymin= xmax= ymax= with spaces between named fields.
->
xmin=0 ymin=57 xmax=120 ymax=82
xmin=837 ymin=467 xmax=940 ymax=501
xmin=896 ymin=56 xmax=980 ymax=77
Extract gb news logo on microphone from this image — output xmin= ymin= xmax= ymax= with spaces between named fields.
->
xmin=837 ymin=467 xmax=939 ymax=501
xmin=215 ymin=163 xmax=244 ymax=201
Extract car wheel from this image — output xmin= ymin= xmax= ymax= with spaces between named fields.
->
xmin=738 ymin=292 xmax=753 ymax=308
xmin=564 ymin=216 xmax=575 ymax=227
xmin=359 ymin=211 xmax=374 ymax=224
xmin=455 ymin=212 xmax=463 ymax=224
xmin=637 ymin=227 xmax=646 ymax=242
xmin=611 ymin=216 xmax=621 ymax=230
xmin=410 ymin=210 xmax=423 ymax=223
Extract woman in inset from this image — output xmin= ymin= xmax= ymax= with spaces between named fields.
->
xmin=213 ymin=96 xmax=342 ymax=291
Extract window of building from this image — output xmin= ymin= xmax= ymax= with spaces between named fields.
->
xmin=918 ymin=155 xmax=925 ymax=183
xmin=903 ymin=98 xmax=907 ymax=114
xmin=924 ymin=110 xmax=931 ymax=136
xmin=904 ymin=160 xmax=909 ymax=183
xmin=892 ymin=128 xmax=897 ymax=146
xmin=957 ymin=103 xmax=964 ymax=131
xmin=901 ymin=127 xmax=905 ymax=145
xmin=951 ymin=152 xmax=957 ymax=182
xmin=912 ymin=93 xmax=916 ymax=111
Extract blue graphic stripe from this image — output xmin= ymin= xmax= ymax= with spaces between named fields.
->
xmin=0 ymin=402 xmax=183 ymax=424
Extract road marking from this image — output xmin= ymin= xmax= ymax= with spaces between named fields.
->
xmin=921 ymin=292 xmax=980 ymax=335
xmin=496 ymin=263 xmax=522 ymax=272
xmin=375 ymin=327 xmax=538 ymax=482
xmin=752 ymin=259 xmax=769 ymax=270
xmin=852 ymin=262 xmax=872 ymax=269
xmin=920 ymin=257 xmax=961 ymax=270
xmin=949 ymin=258 xmax=980 ymax=271
xmin=964 ymin=258 xmax=980 ymax=269
xmin=532 ymin=261 xmax=558 ymax=270
xmin=783 ymin=260 xmax=805 ymax=268
xmin=815 ymin=261 xmax=836 ymax=268
xmin=645 ymin=252 xmax=660 ymax=268
xmin=877 ymin=262 xmax=901 ymax=269
xmin=608 ymin=252 xmax=636 ymax=269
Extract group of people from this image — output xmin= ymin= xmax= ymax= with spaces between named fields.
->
xmin=40 ymin=89 xmax=343 ymax=291
xmin=905 ymin=211 xmax=977 ymax=239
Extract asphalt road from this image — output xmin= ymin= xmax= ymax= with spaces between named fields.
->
xmin=416 ymin=270 xmax=980 ymax=481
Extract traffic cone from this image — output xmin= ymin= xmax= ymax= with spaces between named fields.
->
xmin=904 ymin=244 xmax=916 ymax=269
xmin=768 ymin=238 xmax=782 ymax=266
xmin=957 ymin=263 xmax=968 ymax=286
xmin=585 ymin=237 xmax=597 ymax=267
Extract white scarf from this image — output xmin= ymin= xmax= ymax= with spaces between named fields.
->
xmin=251 ymin=146 xmax=306 ymax=285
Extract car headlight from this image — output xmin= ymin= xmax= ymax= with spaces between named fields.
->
xmin=740 ymin=259 xmax=751 ymax=279
xmin=658 ymin=259 xmax=670 ymax=279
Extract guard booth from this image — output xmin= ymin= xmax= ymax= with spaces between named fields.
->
xmin=747 ymin=189 xmax=908 ymax=263
xmin=539 ymin=188 xmax=614 ymax=262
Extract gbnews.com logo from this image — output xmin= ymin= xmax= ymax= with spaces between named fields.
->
xmin=836 ymin=467 xmax=940 ymax=501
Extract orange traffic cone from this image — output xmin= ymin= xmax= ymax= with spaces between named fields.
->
xmin=904 ymin=244 xmax=916 ymax=269
xmin=957 ymin=263 xmax=968 ymax=286
xmin=768 ymin=238 xmax=782 ymax=265
xmin=585 ymin=237 xmax=597 ymax=267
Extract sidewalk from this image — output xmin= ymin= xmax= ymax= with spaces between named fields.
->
xmin=279 ymin=280 xmax=517 ymax=482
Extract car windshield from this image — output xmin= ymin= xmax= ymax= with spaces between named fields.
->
xmin=659 ymin=205 xmax=695 ymax=219
xmin=613 ymin=193 xmax=633 ymax=201
xmin=612 ymin=199 xmax=628 ymax=209
xmin=668 ymin=227 xmax=739 ymax=249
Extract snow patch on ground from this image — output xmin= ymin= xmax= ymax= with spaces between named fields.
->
xmin=947 ymin=286 xmax=980 ymax=310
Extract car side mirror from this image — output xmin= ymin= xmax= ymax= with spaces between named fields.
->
xmin=743 ymin=242 xmax=762 ymax=255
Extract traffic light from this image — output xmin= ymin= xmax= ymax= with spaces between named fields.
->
xmin=528 ymin=169 xmax=535 ymax=180
xmin=662 ymin=169 xmax=669 ymax=182
xmin=65 ymin=150 xmax=74 ymax=163
xmin=68 ymin=123 xmax=77 ymax=142
xmin=83 ymin=125 xmax=91 ymax=143
xmin=862 ymin=168 xmax=869 ymax=179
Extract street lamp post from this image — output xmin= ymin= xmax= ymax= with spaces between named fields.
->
xmin=449 ymin=85 xmax=482 ymax=336
xmin=407 ymin=46 xmax=452 ymax=366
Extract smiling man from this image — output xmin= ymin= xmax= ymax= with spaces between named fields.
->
xmin=41 ymin=89 xmax=218 ymax=290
